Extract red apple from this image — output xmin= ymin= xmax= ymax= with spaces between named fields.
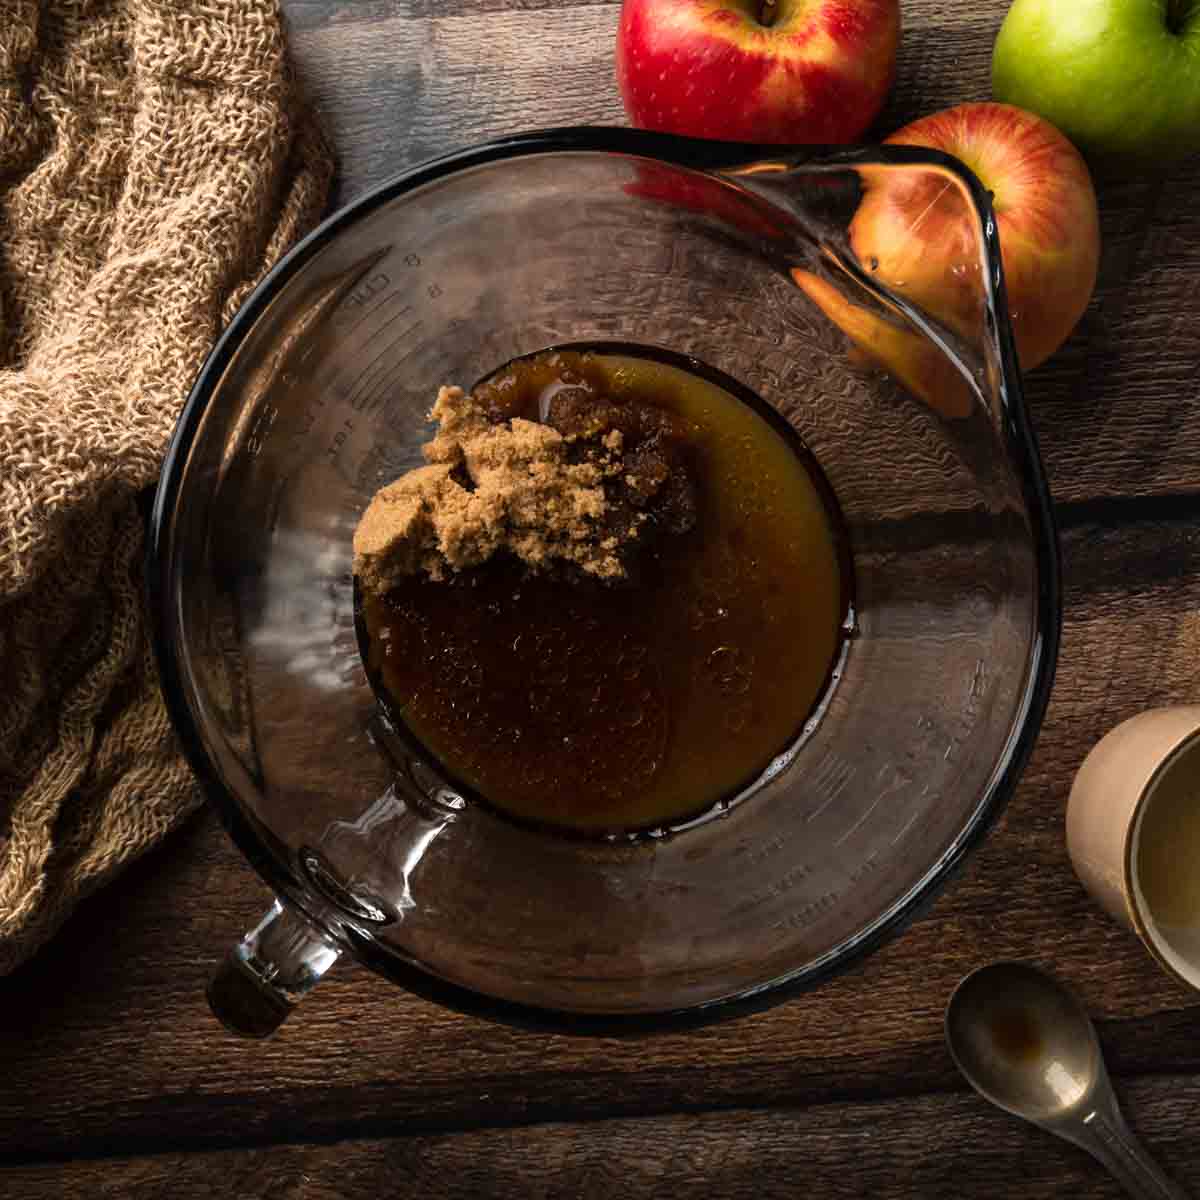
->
xmin=616 ymin=0 xmax=900 ymax=144
xmin=624 ymin=159 xmax=792 ymax=239
xmin=849 ymin=102 xmax=1100 ymax=370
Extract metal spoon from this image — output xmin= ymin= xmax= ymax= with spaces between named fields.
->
xmin=945 ymin=961 xmax=1188 ymax=1200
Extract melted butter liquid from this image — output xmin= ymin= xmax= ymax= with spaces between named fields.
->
xmin=358 ymin=345 xmax=852 ymax=836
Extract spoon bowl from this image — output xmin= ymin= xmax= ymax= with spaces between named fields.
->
xmin=946 ymin=961 xmax=1188 ymax=1200
xmin=946 ymin=960 xmax=1101 ymax=1124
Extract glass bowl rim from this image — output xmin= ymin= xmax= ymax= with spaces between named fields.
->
xmin=147 ymin=126 xmax=1063 ymax=1034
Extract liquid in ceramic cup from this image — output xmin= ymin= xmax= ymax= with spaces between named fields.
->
xmin=1067 ymin=706 xmax=1200 ymax=991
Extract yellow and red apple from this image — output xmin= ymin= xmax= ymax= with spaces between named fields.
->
xmin=849 ymin=102 xmax=1100 ymax=370
xmin=791 ymin=268 xmax=975 ymax=418
xmin=616 ymin=0 xmax=900 ymax=144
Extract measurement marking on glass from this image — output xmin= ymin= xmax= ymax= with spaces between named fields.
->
xmin=969 ymin=659 xmax=987 ymax=699
xmin=326 ymin=417 xmax=354 ymax=461
xmin=834 ymin=794 xmax=885 ymax=847
xmin=244 ymin=403 xmax=277 ymax=458
xmin=890 ymin=808 xmax=922 ymax=846
xmin=349 ymin=335 xmax=428 ymax=416
xmin=353 ymin=344 xmax=427 ymax=418
xmin=730 ymin=862 xmax=818 ymax=918
xmin=748 ymin=833 xmax=787 ymax=866
xmin=772 ymin=891 xmax=840 ymax=933
xmin=835 ymin=761 xmax=913 ymax=846
xmin=343 ymin=319 xmax=423 ymax=405
xmin=848 ymin=851 xmax=881 ymax=882
xmin=804 ymin=754 xmax=856 ymax=822
xmin=359 ymin=299 xmax=416 ymax=350
xmin=350 ymin=360 xmax=401 ymax=416
xmin=344 ymin=301 xmax=417 ymax=378
xmin=340 ymin=284 xmax=405 ymax=338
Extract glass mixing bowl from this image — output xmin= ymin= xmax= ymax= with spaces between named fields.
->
xmin=147 ymin=127 xmax=1060 ymax=1037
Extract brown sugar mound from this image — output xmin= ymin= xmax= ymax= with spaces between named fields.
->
xmin=354 ymin=356 xmax=698 ymax=592
xmin=355 ymin=386 xmax=631 ymax=591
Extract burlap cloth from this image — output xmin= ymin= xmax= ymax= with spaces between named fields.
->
xmin=0 ymin=0 xmax=333 ymax=974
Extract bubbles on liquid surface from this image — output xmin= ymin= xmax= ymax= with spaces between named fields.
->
xmin=620 ymin=703 xmax=645 ymax=730
xmin=688 ymin=588 xmax=728 ymax=631
xmin=359 ymin=345 xmax=849 ymax=834
xmin=704 ymin=644 xmax=753 ymax=696
xmin=724 ymin=698 xmax=753 ymax=735
xmin=615 ymin=636 xmax=649 ymax=680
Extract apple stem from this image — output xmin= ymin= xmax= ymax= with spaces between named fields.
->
xmin=1167 ymin=0 xmax=1187 ymax=32
xmin=759 ymin=0 xmax=778 ymax=27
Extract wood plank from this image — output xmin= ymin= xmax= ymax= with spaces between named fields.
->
xmin=3 ymin=515 xmax=1200 ymax=1161
xmin=277 ymin=0 xmax=1200 ymax=508
xmin=4 ymin=1074 xmax=1197 ymax=1198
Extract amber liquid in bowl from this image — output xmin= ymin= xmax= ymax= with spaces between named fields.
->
xmin=357 ymin=345 xmax=852 ymax=836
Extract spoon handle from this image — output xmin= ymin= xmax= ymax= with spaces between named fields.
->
xmin=1072 ymin=1099 xmax=1189 ymax=1200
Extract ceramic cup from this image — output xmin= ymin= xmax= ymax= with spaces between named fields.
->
xmin=1067 ymin=705 xmax=1200 ymax=992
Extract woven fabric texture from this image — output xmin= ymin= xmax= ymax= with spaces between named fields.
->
xmin=0 ymin=0 xmax=333 ymax=974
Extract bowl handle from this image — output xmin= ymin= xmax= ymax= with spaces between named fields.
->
xmin=207 ymin=899 xmax=342 ymax=1038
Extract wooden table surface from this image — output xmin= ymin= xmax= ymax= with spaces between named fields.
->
xmin=5 ymin=0 xmax=1200 ymax=1195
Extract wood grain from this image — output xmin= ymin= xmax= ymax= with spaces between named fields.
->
xmin=7 ymin=0 xmax=1200 ymax=1192
xmin=279 ymin=0 xmax=1200 ymax=509
xmin=4 ymin=1074 xmax=1197 ymax=1198
xmin=3 ymin=516 xmax=1199 ymax=1165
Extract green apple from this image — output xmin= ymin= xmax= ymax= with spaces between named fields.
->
xmin=992 ymin=0 xmax=1200 ymax=169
